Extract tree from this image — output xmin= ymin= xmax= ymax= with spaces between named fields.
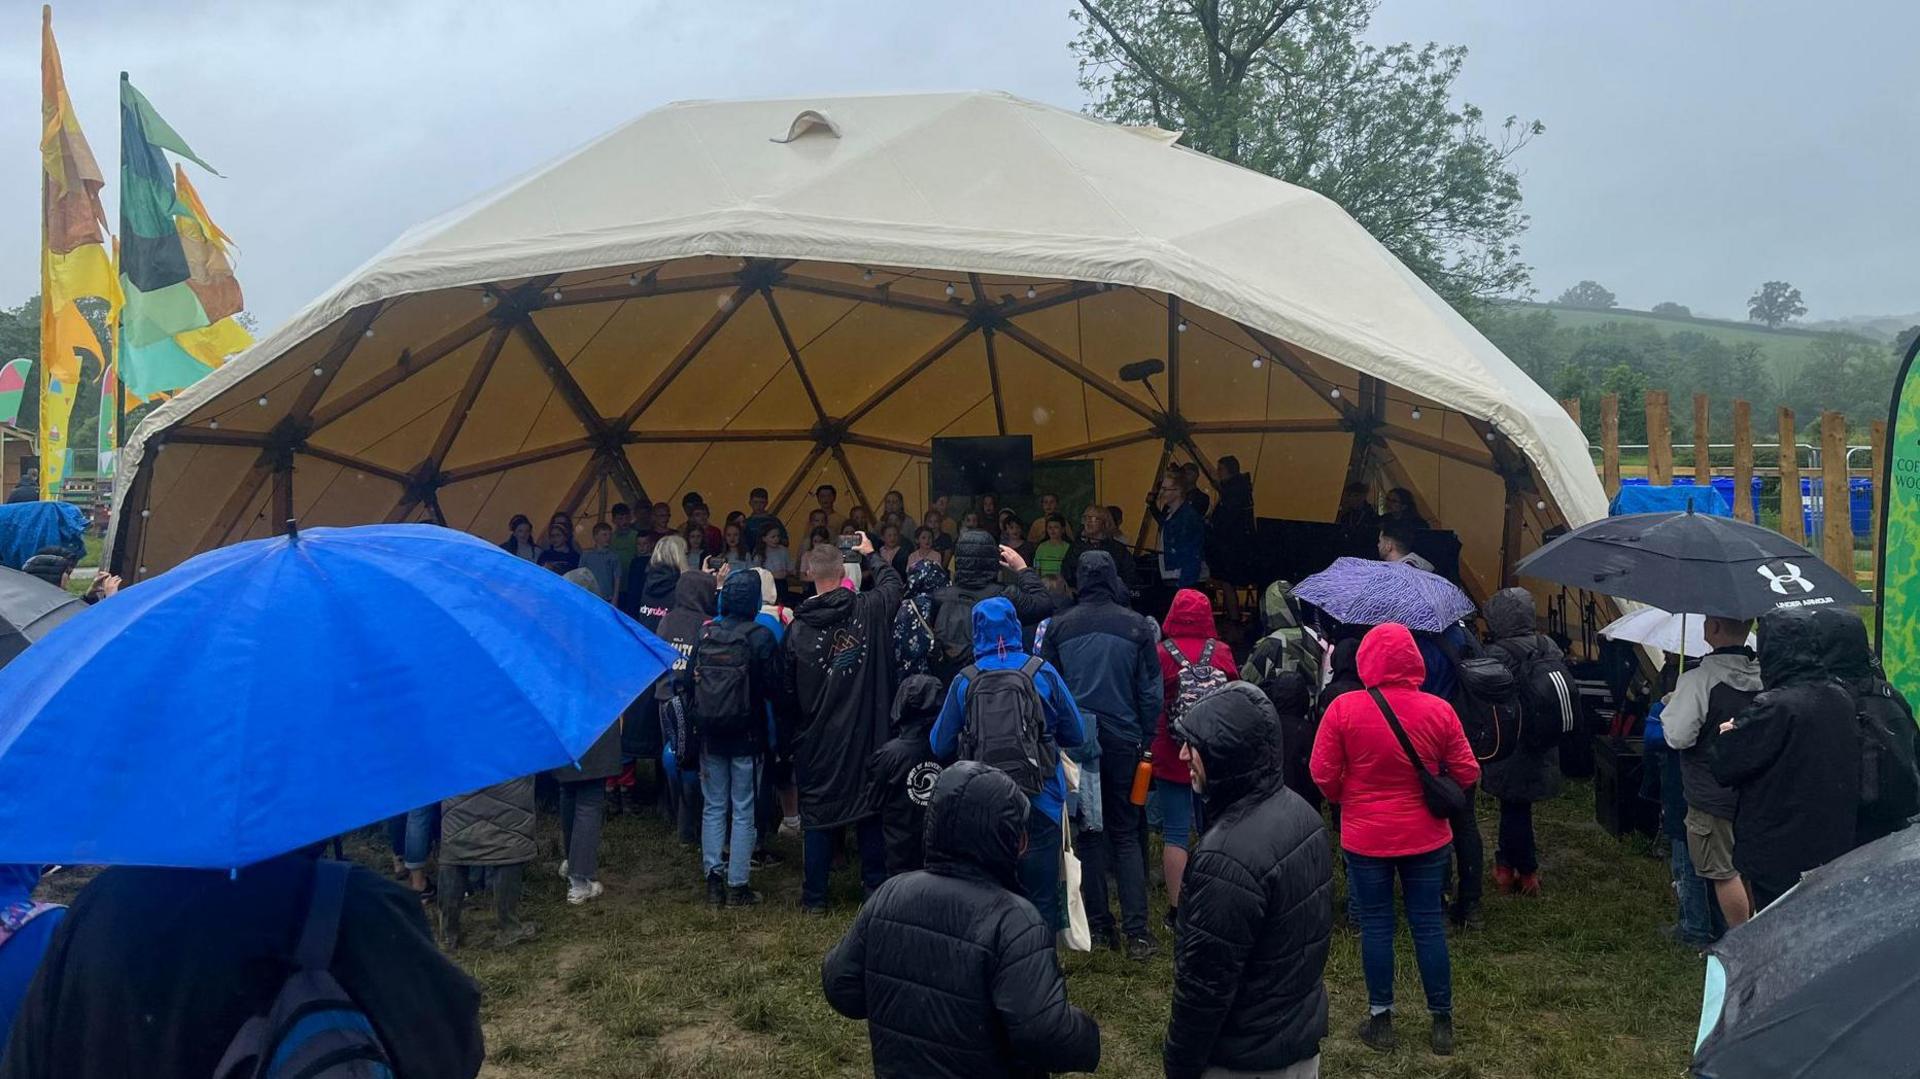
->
xmin=1555 ymin=280 xmax=1616 ymax=310
xmin=1895 ymin=324 xmax=1918 ymax=359
xmin=1072 ymin=0 xmax=1542 ymax=309
xmin=1651 ymin=301 xmax=1691 ymax=318
xmin=1747 ymin=281 xmax=1805 ymax=328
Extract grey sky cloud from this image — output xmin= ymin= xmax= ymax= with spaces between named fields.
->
xmin=4 ymin=1 xmax=1914 ymax=334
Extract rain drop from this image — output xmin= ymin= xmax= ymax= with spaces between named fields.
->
xmin=1031 ymin=406 xmax=1051 ymax=426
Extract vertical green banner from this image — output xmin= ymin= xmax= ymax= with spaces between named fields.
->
xmin=1880 ymin=333 xmax=1920 ymax=700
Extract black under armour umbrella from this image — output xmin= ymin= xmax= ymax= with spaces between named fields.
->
xmin=1692 ymin=827 xmax=1920 ymax=1078
xmin=0 ymin=564 xmax=84 ymax=669
xmin=1515 ymin=510 xmax=1869 ymax=620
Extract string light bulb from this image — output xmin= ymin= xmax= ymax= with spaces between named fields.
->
xmin=1485 ymin=430 xmax=1498 ymax=442
xmin=1535 ymin=499 xmax=1548 ymax=511
xmin=257 ymin=396 xmax=269 ymax=407
xmin=944 ymin=282 xmax=957 ymax=297
xmin=1026 ymin=286 xmax=1037 ymax=299
xmin=1329 ymin=387 xmax=1342 ymax=400
xmin=551 ymin=289 xmax=563 ymax=302
xmin=362 ymin=327 xmax=374 ymax=339
xmin=862 ymin=269 xmax=875 ymax=282
xmin=140 ymin=508 xmax=150 ymax=518
xmin=481 ymin=293 xmax=493 ymax=306
xmin=1176 ymin=319 xmax=1188 ymax=333
xmin=1410 ymin=407 xmax=1423 ymax=421
xmin=209 ymin=420 xmax=219 ymax=430
xmin=1250 ymin=356 xmax=1264 ymax=369
xmin=312 ymin=366 xmax=324 ymax=377
xmin=627 ymin=273 xmax=639 ymax=287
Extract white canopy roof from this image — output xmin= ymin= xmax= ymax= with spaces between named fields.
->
xmin=112 ymin=90 xmax=1603 ymax=591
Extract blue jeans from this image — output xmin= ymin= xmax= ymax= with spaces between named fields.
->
xmin=1021 ymin=809 xmax=1064 ymax=932
xmin=701 ymin=754 xmax=760 ymax=887
xmin=1346 ymin=846 xmax=1453 ymax=1015
xmin=403 ymin=805 xmax=439 ymax=870
xmin=802 ymin=819 xmax=888 ymax=908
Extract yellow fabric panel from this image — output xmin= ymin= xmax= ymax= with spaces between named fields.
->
xmin=440 ymin=332 xmax=587 ymax=471
xmin=127 ymin=444 xmax=263 ymax=573
xmin=1437 ymin=455 xmax=1506 ymax=596
xmin=647 ymin=440 xmax=814 ymax=533
xmin=47 ymin=243 xmax=117 ymax=308
xmin=309 ymin=333 xmax=486 ymax=471
xmin=437 ymin=448 xmax=595 ymax=537
xmin=795 ymin=301 xmax=956 ymax=417
xmin=43 ymin=299 xmax=97 ymax=384
xmin=838 ymin=444 xmax=921 ymax=522
xmin=1014 ymin=290 xmax=1162 ymax=417
xmin=309 ymin=294 xmax=481 ymax=421
xmin=990 ymin=333 xmax=1094 ymax=455
xmin=636 ymin=295 xmax=793 ymax=430
xmin=531 ymin=289 xmax=727 ymax=413
xmin=717 ymin=363 xmax=812 ymax=431
xmin=231 ymin=459 xmax=402 ymax=544
xmin=858 ymin=332 xmax=991 ymax=444
xmin=176 ymin=317 xmax=252 ymax=368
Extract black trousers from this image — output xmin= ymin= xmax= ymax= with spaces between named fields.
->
xmin=1446 ymin=784 xmax=1483 ymax=910
xmin=1496 ymin=799 xmax=1538 ymax=875
xmin=1078 ymin=744 xmax=1150 ymax=939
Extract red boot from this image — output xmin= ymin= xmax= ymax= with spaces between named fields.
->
xmin=1493 ymin=865 xmax=1517 ymax=895
xmin=1518 ymin=872 xmax=1542 ymax=898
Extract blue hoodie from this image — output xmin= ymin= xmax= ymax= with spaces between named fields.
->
xmin=930 ymin=597 xmax=1086 ymax=823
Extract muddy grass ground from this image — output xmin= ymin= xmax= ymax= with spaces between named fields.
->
xmin=337 ymin=781 xmax=1701 ymax=1079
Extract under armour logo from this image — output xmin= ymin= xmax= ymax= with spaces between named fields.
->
xmin=1758 ymin=561 xmax=1815 ymax=595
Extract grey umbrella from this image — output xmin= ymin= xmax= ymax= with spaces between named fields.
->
xmin=0 ymin=565 xmax=84 ymax=668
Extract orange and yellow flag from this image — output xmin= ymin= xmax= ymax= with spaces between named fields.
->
xmin=39 ymin=5 xmax=117 ymax=499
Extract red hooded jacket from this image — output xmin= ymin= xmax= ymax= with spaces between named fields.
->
xmin=1309 ymin=623 xmax=1479 ymax=858
xmin=1152 ymin=588 xmax=1240 ymax=783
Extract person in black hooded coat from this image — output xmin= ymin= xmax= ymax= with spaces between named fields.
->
xmin=1710 ymin=607 xmax=1862 ymax=910
xmin=823 ymin=761 xmax=1101 ymax=1079
xmin=924 ymin=529 xmax=1056 ymax=683
xmin=656 ymin=569 xmax=718 ymax=845
xmin=1808 ymin=607 xmax=1920 ymax=847
xmin=868 ymin=674 xmax=944 ymax=874
xmin=1165 ymin=682 xmax=1332 ymax=1079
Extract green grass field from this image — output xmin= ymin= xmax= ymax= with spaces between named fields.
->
xmin=1516 ymin=303 xmax=1828 ymax=379
xmin=340 ymin=780 xmax=1704 ymax=1079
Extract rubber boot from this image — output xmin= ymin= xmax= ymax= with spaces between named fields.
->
xmin=493 ymin=863 xmax=538 ymax=946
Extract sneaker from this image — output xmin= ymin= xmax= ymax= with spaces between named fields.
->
xmin=566 ymin=880 xmax=604 ymax=906
xmin=1430 ymin=1013 xmax=1455 ymax=1056
xmin=1096 ymin=926 xmax=1122 ymax=952
xmin=1493 ymin=864 xmax=1517 ymax=894
xmin=779 ymin=816 xmax=802 ymax=838
xmin=706 ymin=871 xmax=727 ymax=907
xmin=727 ymin=885 xmax=762 ymax=907
xmin=750 ymin=849 xmax=785 ymax=870
xmin=557 ymin=859 xmax=571 ymax=882
xmin=1517 ymin=872 xmax=1542 ymax=898
xmin=1357 ymin=1012 xmax=1397 ymax=1052
xmin=1163 ymin=905 xmax=1178 ymax=932
xmin=1449 ymin=899 xmax=1483 ymax=931
xmin=494 ymin=922 xmax=539 ymax=948
xmin=800 ymin=902 xmax=829 ymax=916
xmin=1125 ymin=935 xmax=1159 ymax=962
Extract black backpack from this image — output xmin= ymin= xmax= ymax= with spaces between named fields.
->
xmin=692 ymin=620 xmax=761 ymax=741
xmin=1442 ymin=636 xmax=1521 ymax=762
xmin=1511 ymin=643 xmax=1578 ymax=751
xmin=1852 ymin=678 xmax=1920 ymax=830
xmin=956 ymin=656 xmax=1054 ymax=794
xmin=212 ymin=861 xmax=394 ymax=1079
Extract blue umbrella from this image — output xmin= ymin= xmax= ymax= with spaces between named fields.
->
xmin=1292 ymin=556 xmax=1476 ymax=632
xmin=0 ymin=524 xmax=678 ymax=869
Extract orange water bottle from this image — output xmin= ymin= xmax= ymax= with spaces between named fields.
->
xmin=1129 ymin=749 xmax=1154 ymax=806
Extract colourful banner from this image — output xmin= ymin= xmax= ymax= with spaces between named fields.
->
xmin=40 ymin=7 xmax=117 ymax=500
xmin=118 ymin=75 xmax=250 ymax=398
xmin=0 ymin=359 xmax=30 ymax=427
xmin=1878 ymin=332 xmax=1920 ymax=703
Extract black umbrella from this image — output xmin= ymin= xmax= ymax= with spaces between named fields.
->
xmin=1692 ymin=828 xmax=1920 ymax=1078
xmin=0 ymin=564 xmax=84 ymax=669
xmin=1515 ymin=510 xmax=1869 ymax=620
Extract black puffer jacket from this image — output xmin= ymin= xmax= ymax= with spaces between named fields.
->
xmin=1479 ymin=587 xmax=1565 ymax=804
xmin=1711 ymin=608 xmax=1862 ymax=889
xmin=1164 ymin=683 xmax=1331 ymax=1079
xmin=1812 ymin=608 xmax=1920 ymax=844
xmin=869 ymin=674 xmax=943 ymax=873
xmin=927 ymin=530 xmax=1056 ymax=681
xmin=785 ymin=555 xmax=905 ymax=829
xmin=823 ymin=762 xmax=1100 ymax=1079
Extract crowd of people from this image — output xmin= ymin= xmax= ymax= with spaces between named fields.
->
xmin=2 ymin=461 xmax=1914 ymax=1079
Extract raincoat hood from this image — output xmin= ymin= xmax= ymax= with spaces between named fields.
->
xmin=906 ymin=558 xmax=950 ymax=597
xmin=1758 ymin=608 xmax=1827 ymax=689
xmin=952 ymin=529 xmax=1001 ymax=589
xmin=970 ymin=595 xmax=1024 ymax=661
xmin=1163 ymin=587 xmax=1220 ymax=641
xmin=1074 ymin=550 xmax=1127 ymax=606
xmin=1328 ymin=637 xmax=1362 ymax=685
xmin=1357 ymin=623 xmax=1427 ymax=689
xmin=1266 ymin=669 xmax=1313 ymax=717
xmin=795 ymin=583 xmax=855 ymax=628
xmin=1485 ymin=587 xmax=1537 ymax=641
xmin=1174 ymin=682 xmax=1283 ymax=814
xmin=718 ymin=571 xmax=761 ymax=621
xmin=671 ymin=570 xmax=717 ymax=616
xmin=923 ymin=760 xmax=1029 ymax=889
xmin=1810 ymin=607 xmax=1876 ymax=682
xmin=892 ymin=673 xmax=945 ymax=732
xmin=753 ymin=567 xmax=780 ymax=609
xmin=640 ymin=561 xmax=681 ymax=606
xmin=1262 ymin=580 xmax=1302 ymax=634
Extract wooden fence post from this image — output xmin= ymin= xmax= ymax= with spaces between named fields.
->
xmin=1871 ymin=419 xmax=1887 ymax=589
xmin=1646 ymin=390 xmax=1672 ymax=486
xmin=1778 ymin=407 xmax=1804 ymax=544
xmin=1732 ymin=400 xmax=1755 ymax=523
xmin=1560 ymin=397 xmax=1582 ymax=427
xmin=1694 ymin=392 xmax=1711 ymax=484
xmin=1821 ymin=411 xmax=1851 ymax=576
xmin=1600 ymin=393 xmax=1621 ymax=496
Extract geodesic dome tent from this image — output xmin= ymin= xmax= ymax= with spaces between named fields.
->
xmin=109 ymin=91 xmax=1604 ymax=599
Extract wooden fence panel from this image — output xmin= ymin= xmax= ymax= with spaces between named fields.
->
xmin=1732 ymin=400 xmax=1755 ymax=523
xmin=1560 ymin=397 xmax=1582 ymax=426
xmin=1779 ymin=407 xmax=1804 ymax=544
xmin=1694 ymin=393 xmax=1711 ymax=483
xmin=1601 ymin=393 xmax=1621 ymax=496
xmin=1821 ymin=412 xmax=1851 ymax=575
xmin=1646 ymin=390 xmax=1672 ymax=485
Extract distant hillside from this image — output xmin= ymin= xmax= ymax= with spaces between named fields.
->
xmin=1501 ymin=301 xmax=1834 ymax=385
xmin=1802 ymin=312 xmax=1920 ymax=341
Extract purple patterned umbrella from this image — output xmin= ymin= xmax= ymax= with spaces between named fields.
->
xmin=1293 ymin=557 xmax=1476 ymax=632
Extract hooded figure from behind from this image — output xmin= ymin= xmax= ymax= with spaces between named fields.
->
xmin=891 ymin=559 xmax=951 ymax=682
xmin=823 ymin=761 xmax=1101 ymax=1079
xmin=1810 ymin=607 xmax=1920 ymax=846
xmin=868 ymin=675 xmax=945 ymax=874
xmin=1164 ymin=683 xmax=1332 ymax=1079
xmin=925 ymin=529 xmax=1056 ymax=681
xmin=1710 ymin=608 xmax=1863 ymax=909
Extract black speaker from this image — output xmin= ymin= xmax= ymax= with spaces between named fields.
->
xmin=929 ymin=436 xmax=1034 ymax=497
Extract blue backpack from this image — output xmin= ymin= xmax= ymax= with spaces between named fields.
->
xmin=212 ymin=860 xmax=394 ymax=1079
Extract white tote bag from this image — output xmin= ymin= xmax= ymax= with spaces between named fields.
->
xmin=1058 ymin=759 xmax=1092 ymax=952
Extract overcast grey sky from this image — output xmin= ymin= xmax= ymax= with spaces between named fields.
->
xmin=5 ymin=1 xmax=1915 ymax=330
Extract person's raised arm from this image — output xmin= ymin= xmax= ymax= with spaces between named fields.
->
xmin=1000 ymin=546 xmax=1056 ymax=625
